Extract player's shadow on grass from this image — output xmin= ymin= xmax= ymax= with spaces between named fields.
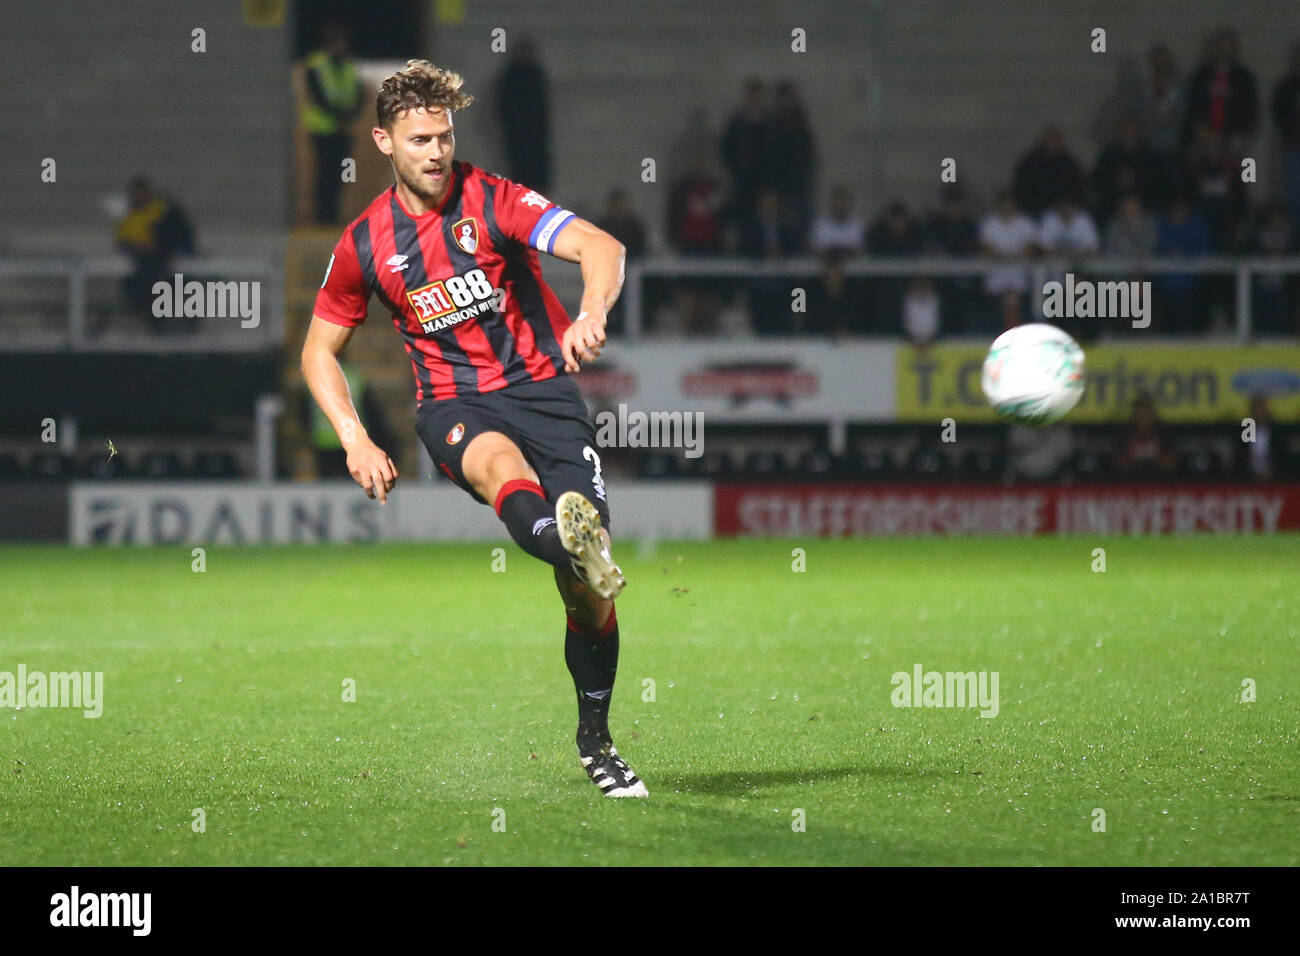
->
xmin=670 ymin=765 xmax=937 ymax=796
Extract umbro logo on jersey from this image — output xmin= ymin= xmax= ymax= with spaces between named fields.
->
xmin=386 ymin=254 xmax=410 ymax=273
xmin=520 ymin=190 xmax=550 ymax=209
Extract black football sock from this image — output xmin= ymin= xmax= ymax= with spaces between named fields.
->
xmin=565 ymin=607 xmax=620 ymax=750
xmin=494 ymin=479 xmax=572 ymax=571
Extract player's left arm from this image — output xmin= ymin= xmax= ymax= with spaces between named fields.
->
xmin=550 ymin=218 xmax=626 ymax=372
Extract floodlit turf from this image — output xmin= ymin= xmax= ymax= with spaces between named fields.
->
xmin=0 ymin=535 xmax=1297 ymax=866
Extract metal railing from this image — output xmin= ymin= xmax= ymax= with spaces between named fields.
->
xmin=623 ymin=255 xmax=1300 ymax=339
xmin=4 ymin=253 xmax=1295 ymax=347
xmin=0 ymin=253 xmax=284 ymax=351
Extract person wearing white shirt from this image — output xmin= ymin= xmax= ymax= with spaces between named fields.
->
xmin=979 ymin=190 xmax=1040 ymax=329
xmin=1039 ymin=198 xmax=1100 ymax=255
xmin=810 ymin=185 xmax=866 ymax=255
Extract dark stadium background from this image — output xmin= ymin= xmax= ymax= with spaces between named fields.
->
xmin=3 ymin=0 xmax=1298 ymax=543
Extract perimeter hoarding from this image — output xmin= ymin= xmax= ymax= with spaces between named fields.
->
xmin=896 ymin=343 xmax=1300 ymax=424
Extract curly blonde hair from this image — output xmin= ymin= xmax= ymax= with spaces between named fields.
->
xmin=376 ymin=59 xmax=475 ymax=128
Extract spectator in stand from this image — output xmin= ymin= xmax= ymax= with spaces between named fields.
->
xmin=740 ymin=189 xmax=801 ymax=335
xmin=1103 ymin=193 xmax=1158 ymax=258
xmin=595 ymin=188 xmax=646 ymax=334
xmin=1040 ymin=196 xmax=1101 ymax=340
xmin=1236 ymin=395 xmax=1280 ymax=479
xmin=1245 ymin=202 xmax=1297 ymax=335
xmin=1102 ymin=195 xmax=1158 ymax=341
xmin=925 ymin=186 xmax=980 ymax=333
xmin=804 ymin=254 xmax=865 ymax=337
xmin=866 ymin=200 xmax=924 ymax=256
xmin=1270 ymin=41 xmax=1300 ymax=228
xmin=1133 ymin=43 xmax=1187 ymax=158
xmin=596 ymin=188 xmax=647 ymax=260
xmin=925 ymin=186 xmax=979 ymax=256
xmin=300 ymin=22 xmax=364 ymax=224
xmin=738 ymin=188 xmax=801 ymax=258
xmin=113 ymin=175 xmax=196 ymax=333
xmin=1117 ymin=393 xmax=1177 ymax=476
xmin=1039 ymin=195 xmax=1100 ymax=257
xmin=495 ymin=37 xmax=553 ymax=193
xmin=979 ymin=190 xmax=1040 ymax=331
xmin=1154 ymin=196 xmax=1212 ymax=333
xmin=1187 ymin=122 xmax=1249 ymax=252
xmin=668 ymin=153 xmax=725 ymax=254
xmin=1092 ymin=118 xmax=1163 ymax=227
xmin=810 ymin=185 xmax=865 ymax=255
xmin=1007 ymin=424 xmax=1073 ymax=481
xmin=866 ymin=200 xmax=924 ymax=335
xmin=901 ymin=278 xmax=942 ymax=347
xmin=762 ymin=81 xmax=817 ymax=250
xmin=1183 ymin=27 xmax=1259 ymax=152
xmin=720 ymin=79 xmax=769 ymax=232
xmin=1013 ymin=126 xmax=1086 ymax=217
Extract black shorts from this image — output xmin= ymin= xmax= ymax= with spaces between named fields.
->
xmin=414 ymin=374 xmax=611 ymax=528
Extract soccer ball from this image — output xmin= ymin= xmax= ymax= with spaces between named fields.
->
xmin=980 ymin=323 xmax=1086 ymax=426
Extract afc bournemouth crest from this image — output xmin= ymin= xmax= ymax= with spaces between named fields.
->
xmin=446 ymin=423 xmax=466 ymax=445
xmin=451 ymin=217 xmax=479 ymax=254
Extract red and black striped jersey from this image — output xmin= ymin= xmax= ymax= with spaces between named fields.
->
xmin=313 ymin=160 xmax=579 ymax=403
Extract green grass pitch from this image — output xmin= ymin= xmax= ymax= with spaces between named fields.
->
xmin=1 ymin=535 xmax=1296 ymax=866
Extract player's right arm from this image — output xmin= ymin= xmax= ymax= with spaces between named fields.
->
xmin=301 ymin=317 xmax=398 ymax=503
xmin=301 ymin=233 xmax=398 ymax=503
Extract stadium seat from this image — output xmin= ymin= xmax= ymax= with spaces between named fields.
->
xmin=907 ymin=447 xmax=949 ymax=480
xmin=962 ymin=449 xmax=1004 ymax=480
xmin=636 ymin=452 xmax=679 ymax=479
xmin=694 ymin=451 xmax=734 ymax=479
xmin=29 ymin=452 xmax=74 ymax=479
xmin=744 ymin=450 xmax=786 ymax=478
xmin=81 ymin=451 xmax=130 ymax=479
xmin=1181 ymin=449 xmax=1221 ymax=478
xmin=193 ymin=451 xmax=241 ymax=479
xmin=852 ymin=449 xmax=896 ymax=479
xmin=1071 ymin=448 xmax=1109 ymax=479
xmin=797 ymin=448 xmax=837 ymax=478
xmin=138 ymin=451 xmax=184 ymax=479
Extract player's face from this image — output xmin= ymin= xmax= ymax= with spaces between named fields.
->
xmin=376 ymin=107 xmax=456 ymax=205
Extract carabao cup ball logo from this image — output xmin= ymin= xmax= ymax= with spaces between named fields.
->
xmin=981 ymin=323 xmax=1086 ymax=426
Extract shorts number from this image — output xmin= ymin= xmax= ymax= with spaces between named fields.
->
xmin=583 ymin=445 xmax=607 ymax=501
